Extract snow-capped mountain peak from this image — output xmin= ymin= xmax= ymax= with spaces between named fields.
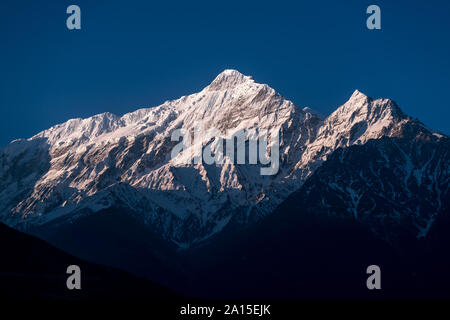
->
xmin=208 ymin=69 xmax=253 ymax=90
xmin=1 ymin=70 xmax=444 ymax=247
xmin=350 ymin=89 xmax=368 ymax=98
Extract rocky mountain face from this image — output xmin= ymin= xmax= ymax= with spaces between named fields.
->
xmin=0 ymin=69 xmax=447 ymax=251
xmin=287 ymin=120 xmax=449 ymax=247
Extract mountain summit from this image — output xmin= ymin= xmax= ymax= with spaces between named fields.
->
xmin=208 ymin=69 xmax=252 ymax=90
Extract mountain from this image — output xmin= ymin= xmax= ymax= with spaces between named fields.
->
xmin=0 ymin=69 xmax=448 ymax=299
xmin=1 ymin=70 xmax=317 ymax=246
xmin=0 ymin=222 xmax=178 ymax=300
xmin=0 ymin=70 xmax=430 ymax=246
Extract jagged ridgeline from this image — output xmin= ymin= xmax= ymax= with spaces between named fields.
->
xmin=0 ymin=70 xmax=448 ymax=248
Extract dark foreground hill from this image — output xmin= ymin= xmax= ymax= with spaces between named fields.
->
xmin=0 ymin=222 xmax=179 ymax=301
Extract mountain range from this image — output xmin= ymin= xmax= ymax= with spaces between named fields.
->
xmin=0 ymin=70 xmax=448 ymax=299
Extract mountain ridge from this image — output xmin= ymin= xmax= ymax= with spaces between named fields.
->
xmin=0 ymin=70 xmax=446 ymax=248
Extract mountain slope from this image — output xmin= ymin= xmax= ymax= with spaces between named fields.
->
xmin=0 ymin=222 xmax=179 ymax=300
xmin=174 ymin=121 xmax=449 ymax=299
xmin=292 ymin=120 xmax=449 ymax=245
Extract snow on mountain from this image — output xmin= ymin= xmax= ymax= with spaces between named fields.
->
xmin=292 ymin=89 xmax=408 ymax=180
xmin=286 ymin=118 xmax=449 ymax=242
xmin=0 ymin=70 xmax=439 ymax=246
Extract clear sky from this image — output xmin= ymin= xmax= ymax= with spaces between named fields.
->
xmin=1 ymin=0 xmax=449 ymax=146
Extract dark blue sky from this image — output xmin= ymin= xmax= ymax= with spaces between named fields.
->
xmin=1 ymin=0 xmax=449 ymax=145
